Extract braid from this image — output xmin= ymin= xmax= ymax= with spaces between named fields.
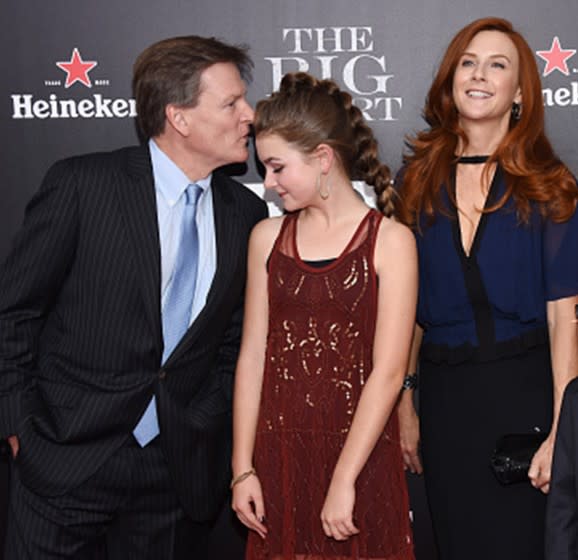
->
xmin=255 ymin=72 xmax=394 ymax=216
xmin=281 ymin=71 xmax=317 ymax=94
xmin=342 ymin=94 xmax=394 ymax=216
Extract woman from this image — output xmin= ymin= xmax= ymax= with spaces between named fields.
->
xmin=396 ymin=17 xmax=578 ymax=560
xmin=232 ymin=72 xmax=417 ymax=559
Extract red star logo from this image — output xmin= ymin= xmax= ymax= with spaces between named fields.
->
xmin=56 ymin=48 xmax=98 ymax=88
xmin=536 ymin=37 xmax=576 ymax=77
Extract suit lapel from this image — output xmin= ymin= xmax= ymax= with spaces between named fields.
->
xmin=116 ymin=146 xmax=163 ymax=349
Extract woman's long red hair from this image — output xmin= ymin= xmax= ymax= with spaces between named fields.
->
xmin=397 ymin=17 xmax=577 ymax=228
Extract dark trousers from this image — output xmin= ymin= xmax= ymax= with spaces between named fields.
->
xmin=5 ymin=437 xmax=211 ymax=560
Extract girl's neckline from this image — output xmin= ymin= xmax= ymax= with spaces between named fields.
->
xmin=292 ymin=208 xmax=375 ymax=273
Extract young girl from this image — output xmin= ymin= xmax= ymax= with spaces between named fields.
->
xmin=232 ymin=72 xmax=417 ymax=560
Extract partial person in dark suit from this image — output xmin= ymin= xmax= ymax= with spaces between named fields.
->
xmin=0 ymin=35 xmax=268 ymax=559
xmin=547 ymin=359 xmax=578 ymax=560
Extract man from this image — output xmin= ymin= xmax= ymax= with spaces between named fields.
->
xmin=0 ymin=35 xmax=267 ymax=559
xmin=546 ymin=377 xmax=578 ymax=559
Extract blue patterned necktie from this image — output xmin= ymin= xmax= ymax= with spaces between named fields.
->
xmin=133 ymin=183 xmax=202 ymax=446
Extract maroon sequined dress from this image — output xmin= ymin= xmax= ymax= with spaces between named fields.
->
xmin=246 ymin=209 xmax=414 ymax=560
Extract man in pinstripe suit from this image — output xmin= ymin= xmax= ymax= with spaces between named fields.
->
xmin=0 ymin=35 xmax=267 ymax=559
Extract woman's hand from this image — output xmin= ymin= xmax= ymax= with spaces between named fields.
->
xmin=528 ymin=435 xmax=554 ymax=494
xmin=320 ymin=479 xmax=360 ymax=541
xmin=232 ymin=474 xmax=267 ymax=539
xmin=398 ymin=402 xmax=423 ymax=474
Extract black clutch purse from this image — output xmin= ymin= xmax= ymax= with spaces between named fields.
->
xmin=490 ymin=432 xmax=547 ymax=485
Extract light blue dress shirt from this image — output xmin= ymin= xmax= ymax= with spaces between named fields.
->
xmin=149 ymin=139 xmax=217 ymax=340
xmin=133 ymin=140 xmax=219 ymax=446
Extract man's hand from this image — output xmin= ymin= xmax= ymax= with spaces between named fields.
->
xmin=7 ymin=435 xmax=19 ymax=458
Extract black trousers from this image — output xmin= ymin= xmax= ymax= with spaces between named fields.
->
xmin=5 ymin=437 xmax=211 ymax=560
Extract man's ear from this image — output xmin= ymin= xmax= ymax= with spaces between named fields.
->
xmin=165 ymin=104 xmax=190 ymax=137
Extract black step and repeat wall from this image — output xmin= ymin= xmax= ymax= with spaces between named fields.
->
xmin=1 ymin=1 xmax=577 ymax=558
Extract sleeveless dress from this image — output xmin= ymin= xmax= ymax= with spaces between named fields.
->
xmin=246 ymin=209 xmax=414 ymax=560
xmin=413 ymin=167 xmax=578 ymax=559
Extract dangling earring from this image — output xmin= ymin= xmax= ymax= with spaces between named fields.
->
xmin=317 ymin=173 xmax=331 ymax=200
xmin=511 ymin=102 xmax=522 ymax=121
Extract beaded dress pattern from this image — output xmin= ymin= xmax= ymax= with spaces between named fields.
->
xmin=246 ymin=209 xmax=414 ymax=560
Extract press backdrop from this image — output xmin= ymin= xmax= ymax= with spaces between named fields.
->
xmin=1 ymin=1 xmax=577 ymax=558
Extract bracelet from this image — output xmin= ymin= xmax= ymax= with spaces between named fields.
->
xmin=402 ymin=372 xmax=418 ymax=391
xmin=230 ymin=468 xmax=256 ymax=489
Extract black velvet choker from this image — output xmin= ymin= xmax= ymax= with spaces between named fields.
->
xmin=456 ymin=155 xmax=490 ymax=164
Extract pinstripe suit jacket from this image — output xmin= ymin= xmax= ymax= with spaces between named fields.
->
xmin=0 ymin=145 xmax=268 ymax=520
xmin=546 ymin=377 xmax=578 ymax=559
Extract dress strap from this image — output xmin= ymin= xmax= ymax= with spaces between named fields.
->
xmin=366 ymin=209 xmax=384 ymax=257
xmin=267 ymin=212 xmax=298 ymax=271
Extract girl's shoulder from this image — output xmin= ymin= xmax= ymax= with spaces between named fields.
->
xmin=249 ymin=215 xmax=288 ymax=259
xmin=376 ymin=215 xmax=416 ymax=251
